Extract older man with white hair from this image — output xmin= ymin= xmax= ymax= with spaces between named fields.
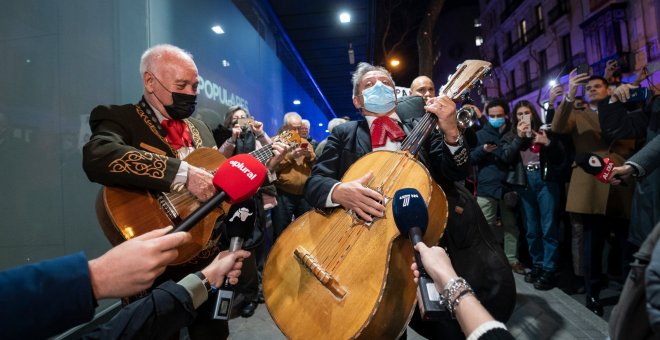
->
xmin=271 ymin=112 xmax=316 ymax=238
xmin=315 ymin=117 xmax=348 ymax=155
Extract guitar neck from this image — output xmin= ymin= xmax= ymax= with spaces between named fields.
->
xmin=250 ymin=144 xmax=274 ymax=164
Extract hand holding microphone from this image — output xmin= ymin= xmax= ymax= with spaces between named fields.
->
xmin=575 ymin=152 xmax=627 ymax=186
xmin=392 ymin=188 xmax=444 ymax=320
xmin=213 ymin=198 xmax=257 ymax=320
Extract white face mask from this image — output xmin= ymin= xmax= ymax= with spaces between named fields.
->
xmin=362 ymin=81 xmax=396 ymax=114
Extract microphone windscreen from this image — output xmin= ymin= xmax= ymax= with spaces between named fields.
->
xmin=392 ymin=188 xmax=428 ymax=236
xmin=225 ymin=198 xmax=257 ymax=240
xmin=575 ymin=152 xmax=605 ymax=175
xmin=213 ymin=154 xmax=267 ymax=203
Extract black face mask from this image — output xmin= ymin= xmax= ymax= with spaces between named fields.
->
xmin=151 ymin=73 xmax=197 ymax=120
xmin=164 ymin=92 xmax=197 ymax=120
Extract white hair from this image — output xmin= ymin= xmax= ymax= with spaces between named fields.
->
xmin=139 ymin=44 xmax=194 ymax=75
xmin=351 ymin=62 xmax=394 ymax=97
xmin=283 ymin=112 xmax=302 ymax=126
xmin=301 ymin=119 xmax=311 ymax=128
xmin=327 ymin=118 xmax=347 ymax=133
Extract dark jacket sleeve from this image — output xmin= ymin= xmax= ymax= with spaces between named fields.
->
xmin=628 ymin=134 xmax=660 ymax=176
xmin=82 ymin=105 xmax=181 ymax=192
xmin=598 ymin=97 xmax=650 ymax=143
xmin=646 ymin=239 xmax=660 ymax=333
xmin=304 ymin=126 xmax=345 ymax=208
xmin=497 ymin=132 xmax=523 ymax=164
xmin=83 ymin=281 xmax=196 ymax=340
xmin=428 ymin=129 xmax=471 ymax=181
xmin=0 ymin=252 xmax=95 ymax=340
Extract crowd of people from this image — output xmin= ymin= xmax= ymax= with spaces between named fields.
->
xmin=1 ymin=42 xmax=659 ymax=340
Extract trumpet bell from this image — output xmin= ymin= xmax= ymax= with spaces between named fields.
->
xmin=456 ymin=106 xmax=477 ymax=129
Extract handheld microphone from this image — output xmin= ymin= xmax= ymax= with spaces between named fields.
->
xmin=392 ymin=188 xmax=444 ymax=320
xmin=170 ymin=153 xmax=266 ymax=234
xmin=575 ymin=152 xmax=625 ymax=185
xmin=213 ymin=198 xmax=257 ymax=320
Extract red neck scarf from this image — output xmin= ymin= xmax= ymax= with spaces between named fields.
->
xmin=161 ymin=119 xmax=192 ymax=150
xmin=370 ymin=116 xmax=405 ymax=148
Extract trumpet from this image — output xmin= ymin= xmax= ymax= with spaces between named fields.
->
xmin=456 ymin=105 xmax=477 ymax=130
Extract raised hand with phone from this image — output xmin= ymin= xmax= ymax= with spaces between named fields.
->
xmin=567 ymin=67 xmax=591 ymax=102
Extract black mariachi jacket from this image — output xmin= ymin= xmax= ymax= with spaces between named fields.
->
xmin=83 ymin=100 xmax=216 ymax=192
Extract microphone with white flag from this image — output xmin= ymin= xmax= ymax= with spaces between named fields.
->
xmin=213 ymin=198 xmax=257 ymax=320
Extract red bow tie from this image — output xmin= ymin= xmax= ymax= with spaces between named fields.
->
xmin=161 ymin=119 xmax=192 ymax=150
xmin=371 ymin=116 xmax=405 ymax=148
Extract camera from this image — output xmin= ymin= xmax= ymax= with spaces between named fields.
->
xmin=237 ymin=117 xmax=254 ymax=130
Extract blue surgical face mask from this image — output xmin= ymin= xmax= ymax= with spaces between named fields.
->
xmin=488 ymin=117 xmax=506 ymax=128
xmin=361 ymin=81 xmax=396 ymax=114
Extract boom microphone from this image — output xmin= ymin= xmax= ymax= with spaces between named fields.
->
xmin=170 ymin=153 xmax=266 ymax=234
xmin=392 ymin=188 xmax=444 ymax=320
xmin=575 ymin=152 xmax=625 ymax=185
xmin=213 ymin=198 xmax=257 ymax=320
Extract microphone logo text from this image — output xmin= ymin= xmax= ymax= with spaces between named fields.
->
xmin=229 ymin=160 xmax=257 ymax=180
xmin=398 ymin=193 xmax=419 ymax=207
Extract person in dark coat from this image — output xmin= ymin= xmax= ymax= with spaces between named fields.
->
xmin=470 ymin=99 xmax=527 ymax=275
xmin=598 ymin=82 xmax=660 ymax=255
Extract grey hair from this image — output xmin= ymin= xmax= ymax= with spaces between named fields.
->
xmin=139 ymin=44 xmax=194 ymax=75
xmin=327 ymin=118 xmax=347 ymax=133
xmin=301 ymin=119 xmax=310 ymax=128
xmin=283 ymin=112 xmax=302 ymax=126
xmin=351 ymin=62 xmax=394 ymax=97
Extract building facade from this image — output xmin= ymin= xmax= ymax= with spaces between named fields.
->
xmin=478 ymin=0 xmax=660 ymax=120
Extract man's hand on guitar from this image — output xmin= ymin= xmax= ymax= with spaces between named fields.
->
xmin=88 ymin=226 xmax=191 ymax=300
xmin=186 ymin=165 xmax=215 ymax=202
xmin=267 ymin=141 xmax=289 ymax=171
xmin=201 ymin=249 xmax=251 ymax=287
xmin=425 ymin=95 xmax=459 ymax=138
xmin=331 ymin=172 xmax=385 ymax=222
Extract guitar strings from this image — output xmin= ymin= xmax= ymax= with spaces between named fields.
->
xmin=312 ymin=113 xmax=434 ymax=273
xmin=311 ymin=108 xmax=444 ymax=273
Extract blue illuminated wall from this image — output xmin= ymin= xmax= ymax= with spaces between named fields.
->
xmin=148 ymin=0 xmax=328 ymax=138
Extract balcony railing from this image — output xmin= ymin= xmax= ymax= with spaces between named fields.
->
xmin=548 ymin=1 xmax=570 ymax=25
xmin=502 ymin=22 xmax=545 ymax=61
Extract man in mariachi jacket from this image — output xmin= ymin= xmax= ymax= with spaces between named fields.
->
xmin=83 ymin=44 xmax=285 ymax=339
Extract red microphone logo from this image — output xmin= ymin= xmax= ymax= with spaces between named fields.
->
xmin=596 ymin=157 xmax=615 ymax=183
xmin=229 ymin=160 xmax=258 ymax=180
xmin=213 ymin=154 xmax=266 ymax=203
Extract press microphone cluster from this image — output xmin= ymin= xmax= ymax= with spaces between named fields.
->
xmin=575 ymin=152 xmax=625 ymax=185
xmin=170 ymin=153 xmax=266 ymax=234
xmin=392 ymin=188 xmax=444 ymax=320
xmin=213 ymin=198 xmax=257 ymax=320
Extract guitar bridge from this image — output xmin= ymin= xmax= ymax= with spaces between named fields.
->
xmin=158 ymin=193 xmax=181 ymax=222
xmin=294 ymin=246 xmax=347 ymax=299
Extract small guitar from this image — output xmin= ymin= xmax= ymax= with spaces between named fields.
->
xmin=96 ymin=130 xmax=300 ymax=265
